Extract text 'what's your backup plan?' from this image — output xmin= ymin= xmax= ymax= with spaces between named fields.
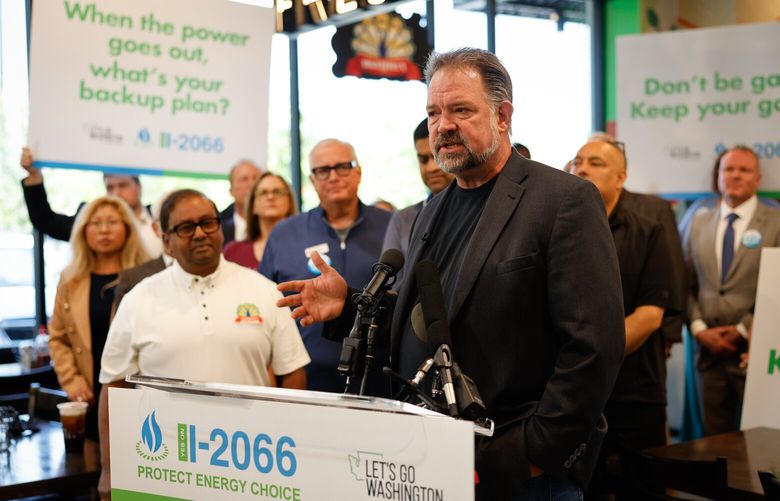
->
xmin=28 ymin=0 xmax=274 ymax=177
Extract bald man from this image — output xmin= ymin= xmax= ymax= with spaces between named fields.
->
xmin=573 ymin=139 xmax=676 ymax=494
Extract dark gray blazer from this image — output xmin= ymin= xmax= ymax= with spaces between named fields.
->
xmin=393 ymin=153 xmax=625 ymax=497
xmin=220 ymin=203 xmax=236 ymax=245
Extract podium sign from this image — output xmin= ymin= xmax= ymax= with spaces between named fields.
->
xmin=109 ymin=384 xmax=474 ymax=500
xmin=741 ymin=248 xmax=780 ymax=430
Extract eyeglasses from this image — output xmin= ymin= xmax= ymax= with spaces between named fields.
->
xmin=87 ymin=219 xmax=123 ymax=230
xmin=604 ymin=140 xmax=626 ymax=156
xmin=257 ymin=188 xmax=287 ymax=198
xmin=310 ymin=161 xmax=357 ymax=181
xmin=167 ymin=217 xmax=221 ymax=238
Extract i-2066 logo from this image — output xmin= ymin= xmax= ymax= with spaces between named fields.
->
xmin=136 ymin=411 xmax=170 ymax=461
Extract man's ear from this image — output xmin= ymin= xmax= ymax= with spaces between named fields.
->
xmin=496 ymin=101 xmax=514 ymax=134
xmin=616 ymin=168 xmax=627 ymax=191
xmin=152 ymin=221 xmax=162 ymax=239
xmin=162 ymin=232 xmax=172 ymax=255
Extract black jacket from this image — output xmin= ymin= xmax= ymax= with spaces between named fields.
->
xmin=329 ymin=153 xmax=625 ymax=498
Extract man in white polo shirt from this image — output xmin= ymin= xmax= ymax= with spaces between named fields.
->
xmin=97 ymin=189 xmax=309 ymax=499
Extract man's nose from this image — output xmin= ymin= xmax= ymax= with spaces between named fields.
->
xmin=437 ymin=112 xmax=456 ymax=132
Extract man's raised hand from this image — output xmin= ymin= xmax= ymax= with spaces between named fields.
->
xmin=276 ymin=251 xmax=348 ymax=326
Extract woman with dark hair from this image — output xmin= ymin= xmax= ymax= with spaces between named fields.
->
xmin=224 ymin=173 xmax=297 ymax=270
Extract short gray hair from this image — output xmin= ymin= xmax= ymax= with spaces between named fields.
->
xmin=424 ymin=48 xmax=513 ymax=110
xmin=308 ymin=138 xmax=358 ymax=167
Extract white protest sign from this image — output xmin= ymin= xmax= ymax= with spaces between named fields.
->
xmin=617 ymin=22 xmax=780 ymax=197
xmin=29 ymin=0 xmax=273 ymax=178
xmin=109 ymin=387 xmax=474 ymax=500
xmin=741 ymin=248 xmax=780 ymax=430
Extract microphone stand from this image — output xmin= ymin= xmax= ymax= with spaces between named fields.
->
xmin=382 ymin=366 xmax=444 ymax=412
xmin=338 ymin=278 xmax=394 ymax=396
xmin=432 ymin=344 xmax=459 ymax=417
xmin=359 ymin=310 xmax=381 ymax=396
xmin=337 ymin=309 xmax=364 ymax=393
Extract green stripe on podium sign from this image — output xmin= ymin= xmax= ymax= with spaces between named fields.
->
xmin=112 ymin=488 xmax=191 ymax=501
xmin=177 ymin=424 xmax=187 ymax=461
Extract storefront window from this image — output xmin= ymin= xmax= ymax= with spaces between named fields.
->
xmin=496 ymin=15 xmax=592 ymax=168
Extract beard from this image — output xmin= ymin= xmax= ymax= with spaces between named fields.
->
xmin=433 ymin=113 xmax=500 ymax=175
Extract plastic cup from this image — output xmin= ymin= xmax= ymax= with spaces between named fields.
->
xmin=57 ymin=401 xmax=88 ymax=453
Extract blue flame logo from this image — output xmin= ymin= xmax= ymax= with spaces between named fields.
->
xmin=141 ymin=411 xmax=163 ymax=453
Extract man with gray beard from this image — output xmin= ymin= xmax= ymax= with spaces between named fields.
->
xmin=275 ymin=48 xmax=624 ymax=500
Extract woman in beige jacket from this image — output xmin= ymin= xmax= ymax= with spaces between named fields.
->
xmin=49 ymin=195 xmax=148 ymax=437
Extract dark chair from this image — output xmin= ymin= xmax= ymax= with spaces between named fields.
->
xmin=759 ymin=470 xmax=780 ymax=500
xmin=618 ymin=444 xmax=729 ymax=500
xmin=28 ymin=383 xmax=69 ymax=422
xmin=0 ymin=345 xmax=16 ymax=364
xmin=0 ymin=365 xmax=60 ymax=414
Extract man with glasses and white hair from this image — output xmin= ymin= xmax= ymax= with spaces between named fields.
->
xmin=97 ymin=189 xmax=310 ymax=498
xmin=260 ymin=139 xmax=392 ymax=396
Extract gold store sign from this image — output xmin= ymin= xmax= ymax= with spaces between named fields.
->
xmin=275 ymin=0 xmax=398 ymax=33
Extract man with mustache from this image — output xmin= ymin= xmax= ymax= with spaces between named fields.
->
xmin=275 ymin=48 xmax=624 ymax=500
xmin=382 ymin=118 xmax=454 ymax=285
xmin=96 ymin=189 xmax=310 ymax=499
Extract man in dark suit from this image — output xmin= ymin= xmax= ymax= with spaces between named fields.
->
xmin=220 ymin=160 xmax=262 ymax=245
xmin=275 ymin=48 xmax=625 ymax=500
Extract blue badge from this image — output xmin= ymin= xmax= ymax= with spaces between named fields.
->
xmin=307 ymin=253 xmax=332 ymax=275
xmin=742 ymin=229 xmax=762 ymax=249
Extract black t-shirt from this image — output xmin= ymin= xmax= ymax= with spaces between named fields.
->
xmin=89 ymin=272 xmax=116 ymax=437
xmin=608 ymin=201 xmax=674 ymax=405
xmin=399 ymin=177 xmax=498 ymax=379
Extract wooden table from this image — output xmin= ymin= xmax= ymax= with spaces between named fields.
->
xmin=0 ymin=419 xmax=100 ymax=499
xmin=645 ymin=426 xmax=780 ymax=500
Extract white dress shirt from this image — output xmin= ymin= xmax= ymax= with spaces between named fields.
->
xmin=100 ymin=257 xmax=309 ymax=386
xmin=233 ymin=210 xmax=247 ymax=242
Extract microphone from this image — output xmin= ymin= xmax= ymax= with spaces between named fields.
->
xmin=353 ymin=249 xmax=405 ymax=312
xmin=337 ymin=249 xmax=404 ymax=391
xmin=415 ymin=260 xmax=456 ymax=415
xmin=413 ymin=260 xmax=486 ymax=420
xmin=414 ymin=260 xmax=450 ymax=348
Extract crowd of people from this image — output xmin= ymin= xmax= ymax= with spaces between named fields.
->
xmin=18 ymin=47 xmax=780 ymax=500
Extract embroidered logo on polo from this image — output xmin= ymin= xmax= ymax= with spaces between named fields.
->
xmin=136 ymin=411 xmax=169 ymax=461
xmin=742 ymin=229 xmax=762 ymax=249
xmin=235 ymin=303 xmax=263 ymax=324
